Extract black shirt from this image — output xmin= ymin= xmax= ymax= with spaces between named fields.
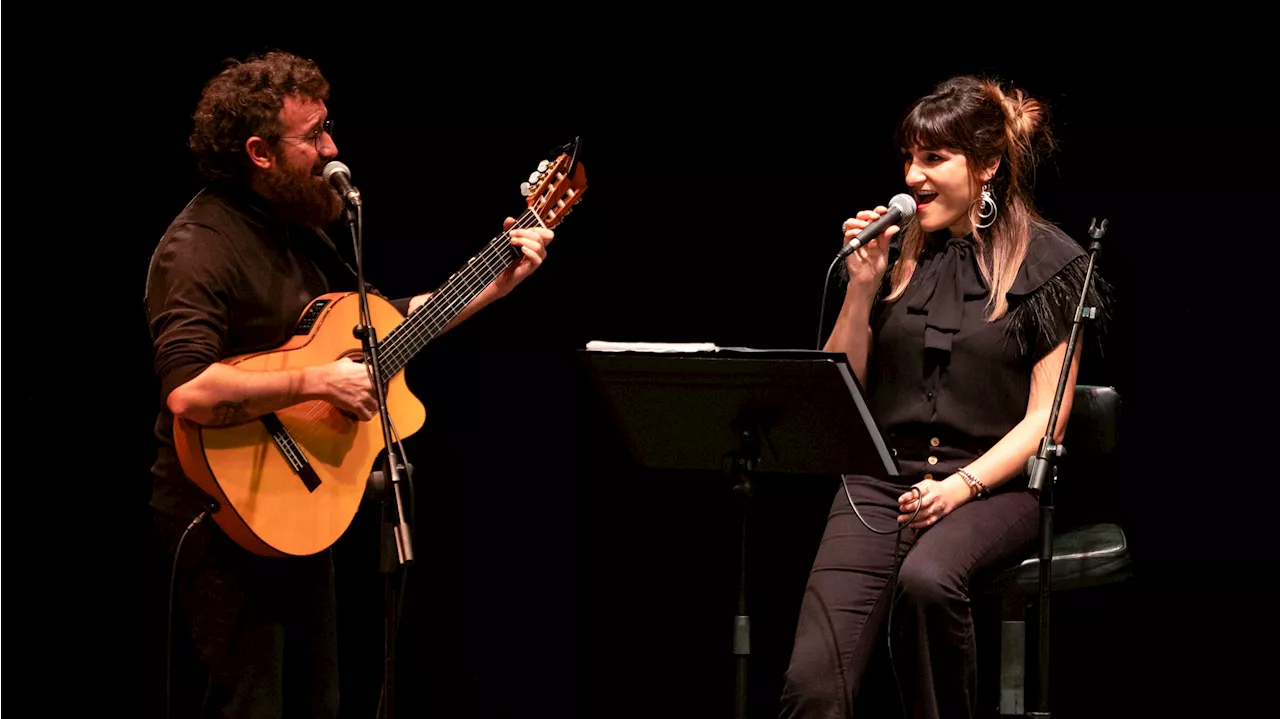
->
xmin=144 ymin=182 xmax=410 ymax=519
xmin=866 ymin=222 xmax=1099 ymax=468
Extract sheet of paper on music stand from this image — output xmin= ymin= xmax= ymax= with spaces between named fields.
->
xmin=585 ymin=340 xmax=720 ymax=353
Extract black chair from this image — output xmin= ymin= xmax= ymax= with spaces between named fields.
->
xmin=980 ymin=384 xmax=1132 ymax=718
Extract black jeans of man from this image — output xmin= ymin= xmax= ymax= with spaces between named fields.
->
xmin=778 ymin=459 xmax=1038 ymax=719
xmin=155 ymin=508 xmax=340 ymax=719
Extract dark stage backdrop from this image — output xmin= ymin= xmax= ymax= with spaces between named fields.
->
xmin=4 ymin=22 xmax=1270 ymax=719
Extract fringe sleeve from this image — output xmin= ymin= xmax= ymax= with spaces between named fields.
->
xmin=1008 ymin=253 xmax=1114 ymax=362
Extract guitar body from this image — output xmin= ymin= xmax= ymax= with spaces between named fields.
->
xmin=174 ymin=292 xmax=426 ymax=557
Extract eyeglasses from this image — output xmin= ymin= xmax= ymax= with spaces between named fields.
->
xmin=280 ymin=118 xmax=334 ymax=150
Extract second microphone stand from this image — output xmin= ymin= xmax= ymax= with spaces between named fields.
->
xmin=344 ymin=197 xmax=415 ymax=719
xmin=1022 ymin=217 xmax=1107 ymax=719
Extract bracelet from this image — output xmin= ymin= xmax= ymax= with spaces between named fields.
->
xmin=956 ymin=468 xmax=989 ymax=500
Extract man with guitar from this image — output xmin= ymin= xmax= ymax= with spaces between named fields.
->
xmin=145 ymin=50 xmax=555 ymax=717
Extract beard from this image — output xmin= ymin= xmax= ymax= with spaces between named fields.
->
xmin=259 ymin=158 xmax=343 ymax=227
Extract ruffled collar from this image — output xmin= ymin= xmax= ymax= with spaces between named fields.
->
xmin=906 ymin=232 xmax=988 ymax=354
xmin=903 ymin=225 xmax=1087 ymax=355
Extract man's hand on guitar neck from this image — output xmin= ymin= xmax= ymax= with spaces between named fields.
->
xmin=406 ymin=217 xmax=554 ymax=320
xmin=492 ymin=215 xmax=554 ymax=298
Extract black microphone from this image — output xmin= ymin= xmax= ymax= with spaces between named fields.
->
xmin=322 ymin=161 xmax=362 ymax=207
xmin=837 ymin=193 xmax=916 ymax=260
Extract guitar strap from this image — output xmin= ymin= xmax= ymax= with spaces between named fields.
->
xmin=307 ymin=225 xmax=413 ymax=316
xmin=309 ymin=226 xmax=365 ymax=290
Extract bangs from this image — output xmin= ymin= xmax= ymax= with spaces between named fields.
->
xmin=894 ymin=100 xmax=969 ymax=154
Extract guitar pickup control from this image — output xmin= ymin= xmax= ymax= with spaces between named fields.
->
xmin=293 ymin=299 xmax=331 ymax=335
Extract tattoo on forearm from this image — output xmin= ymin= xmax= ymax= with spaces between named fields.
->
xmin=210 ymin=401 xmax=250 ymax=426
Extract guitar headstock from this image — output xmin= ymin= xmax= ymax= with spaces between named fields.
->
xmin=520 ymin=144 xmax=587 ymax=229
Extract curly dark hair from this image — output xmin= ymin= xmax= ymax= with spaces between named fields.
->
xmin=189 ymin=51 xmax=330 ymax=182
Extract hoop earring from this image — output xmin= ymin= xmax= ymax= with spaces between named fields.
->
xmin=976 ymin=183 xmax=998 ymax=229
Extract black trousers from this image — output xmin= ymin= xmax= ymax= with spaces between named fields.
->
xmin=155 ymin=508 xmax=340 ymax=719
xmin=778 ymin=460 xmax=1038 ymax=719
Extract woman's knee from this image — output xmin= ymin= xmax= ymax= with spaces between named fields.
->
xmin=897 ymin=554 xmax=965 ymax=608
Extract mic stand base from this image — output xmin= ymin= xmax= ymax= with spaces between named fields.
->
xmin=725 ymin=426 xmax=759 ymax=719
xmin=1026 ymin=464 xmax=1055 ymax=719
xmin=369 ymin=460 xmax=412 ymax=719
xmin=383 ymin=498 xmax=399 ymax=719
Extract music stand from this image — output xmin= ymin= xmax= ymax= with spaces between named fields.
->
xmin=578 ymin=347 xmax=899 ymax=719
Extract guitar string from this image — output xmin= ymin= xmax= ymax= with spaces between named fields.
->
xmin=285 ymin=206 xmax=550 ymax=439
xmin=253 ymin=178 xmax=569 ymax=483
xmin=271 ymin=425 xmax=307 ymax=472
xmin=289 ymin=210 xmax=539 ymax=430
xmin=275 ymin=229 xmax=527 ymax=470
xmin=381 ymin=208 xmax=544 ymax=371
xmin=284 ymin=233 xmax=522 ymax=437
xmin=290 ymin=209 xmax=540 ymax=429
xmin=380 ymin=168 xmax=576 ymax=365
xmin=256 ymin=416 xmax=300 ymax=464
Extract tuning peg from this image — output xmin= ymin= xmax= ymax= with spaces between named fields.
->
xmin=537 ymin=160 xmax=550 ymax=172
xmin=528 ymin=171 xmax=542 ymax=184
xmin=519 ymin=181 xmax=531 ymax=197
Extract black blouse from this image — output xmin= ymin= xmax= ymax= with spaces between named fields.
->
xmin=865 ymin=222 xmax=1102 ymax=465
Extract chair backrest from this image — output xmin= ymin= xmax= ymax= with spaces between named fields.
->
xmin=1066 ymin=385 xmax=1120 ymax=456
xmin=1058 ymin=385 xmax=1122 ymax=528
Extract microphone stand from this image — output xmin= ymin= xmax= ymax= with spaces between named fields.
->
xmin=1023 ymin=217 xmax=1107 ymax=719
xmin=344 ymin=198 xmax=415 ymax=719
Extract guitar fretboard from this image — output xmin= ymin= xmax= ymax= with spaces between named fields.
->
xmin=378 ymin=209 xmax=537 ymax=376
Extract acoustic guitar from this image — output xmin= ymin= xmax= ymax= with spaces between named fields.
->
xmin=174 ymin=148 xmax=587 ymax=557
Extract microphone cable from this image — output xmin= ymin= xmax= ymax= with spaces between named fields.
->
xmin=816 ymin=254 xmax=845 ymax=351
xmin=817 ymin=254 xmax=919 ymax=719
xmin=374 ymin=430 xmax=416 ymax=719
xmin=166 ymin=506 xmax=214 ymax=719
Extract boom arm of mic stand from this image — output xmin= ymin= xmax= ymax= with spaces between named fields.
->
xmin=347 ymin=203 xmax=415 ymax=566
xmin=1028 ymin=218 xmax=1106 ymax=492
xmin=1024 ymin=217 xmax=1106 ymax=719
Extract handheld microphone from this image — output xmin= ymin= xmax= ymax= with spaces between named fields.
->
xmin=837 ymin=193 xmax=916 ymax=260
xmin=322 ymin=161 xmax=362 ymax=207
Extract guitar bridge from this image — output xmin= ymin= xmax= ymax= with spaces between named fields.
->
xmin=259 ymin=413 xmax=322 ymax=492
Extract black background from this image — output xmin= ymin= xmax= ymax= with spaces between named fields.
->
xmin=4 ymin=18 xmax=1271 ymax=718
